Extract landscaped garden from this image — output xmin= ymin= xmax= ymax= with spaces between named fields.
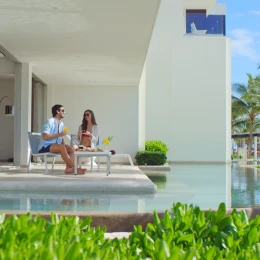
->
xmin=1 ymin=202 xmax=259 ymax=259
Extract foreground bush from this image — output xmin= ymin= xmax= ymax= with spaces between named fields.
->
xmin=135 ymin=151 xmax=167 ymax=165
xmin=0 ymin=203 xmax=260 ymax=259
xmin=130 ymin=203 xmax=260 ymax=259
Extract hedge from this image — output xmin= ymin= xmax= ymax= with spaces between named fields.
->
xmin=135 ymin=151 xmax=167 ymax=165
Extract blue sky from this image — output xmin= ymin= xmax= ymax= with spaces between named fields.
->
xmin=217 ymin=0 xmax=260 ymax=84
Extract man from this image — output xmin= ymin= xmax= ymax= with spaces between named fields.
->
xmin=38 ymin=104 xmax=86 ymax=174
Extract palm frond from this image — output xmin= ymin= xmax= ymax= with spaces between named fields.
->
xmin=232 ymin=72 xmax=260 ymax=137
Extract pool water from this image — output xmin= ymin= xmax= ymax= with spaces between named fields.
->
xmin=0 ymin=163 xmax=259 ymax=212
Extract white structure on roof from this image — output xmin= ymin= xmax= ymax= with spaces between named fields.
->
xmin=190 ymin=22 xmax=207 ymax=34
xmin=0 ymin=0 xmax=231 ymax=165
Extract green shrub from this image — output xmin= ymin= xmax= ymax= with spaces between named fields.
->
xmin=130 ymin=202 xmax=260 ymax=259
xmin=145 ymin=140 xmax=168 ymax=154
xmin=231 ymin=154 xmax=238 ymax=160
xmin=231 ymin=154 xmax=243 ymax=160
xmin=0 ymin=203 xmax=260 ymax=259
xmin=135 ymin=151 xmax=167 ymax=165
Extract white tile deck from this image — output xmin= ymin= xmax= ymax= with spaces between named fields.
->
xmin=0 ymin=163 xmax=157 ymax=194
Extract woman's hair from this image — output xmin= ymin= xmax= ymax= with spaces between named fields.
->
xmin=52 ymin=104 xmax=63 ymax=117
xmin=81 ymin=109 xmax=97 ymax=131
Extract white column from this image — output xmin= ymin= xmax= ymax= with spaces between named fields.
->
xmin=225 ymin=164 xmax=231 ymax=208
xmin=143 ymin=0 xmax=180 ymax=159
xmin=14 ymin=63 xmax=32 ymax=166
xmin=13 ymin=64 xmax=22 ymax=166
xmin=254 ymin=136 xmax=257 ymax=162
xmin=171 ymin=37 xmax=231 ymax=163
xmin=46 ymin=85 xmax=52 ymax=120
xmin=242 ymin=138 xmax=245 ymax=148
xmin=137 ymin=199 xmax=145 ymax=213
xmin=138 ymin=65 xmax=146 ymax=151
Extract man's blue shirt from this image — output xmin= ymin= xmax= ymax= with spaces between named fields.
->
xmin=38 ymin=117 xmax=64 ymax=151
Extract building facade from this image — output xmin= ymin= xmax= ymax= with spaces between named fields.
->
xmin=0 ymin=0 xmax=231 ymax=166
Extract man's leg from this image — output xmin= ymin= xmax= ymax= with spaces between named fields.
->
xmin=50 ymin=144 xmax=86 ymax=174
xmin=65 ymin=145 xmax=75 ymax=170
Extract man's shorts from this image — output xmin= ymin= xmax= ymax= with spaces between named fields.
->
xmin=39 ymin=145 xmax=52 ymax=153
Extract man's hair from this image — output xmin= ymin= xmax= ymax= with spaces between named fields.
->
xmin=52 ymin=104 xmax=63 ymax=117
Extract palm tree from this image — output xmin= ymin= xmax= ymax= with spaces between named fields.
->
xmin=232 ymin=73 xmax=260 ymax=155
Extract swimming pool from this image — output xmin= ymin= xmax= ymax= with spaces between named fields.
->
xmin=0 ymin=163 xmax=259 ymax=212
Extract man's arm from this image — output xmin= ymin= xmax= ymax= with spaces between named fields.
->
xmin=41 ymin=119 xmax=66 ymax=140
xmin=42 ymin=132 xmax=66 ymax=140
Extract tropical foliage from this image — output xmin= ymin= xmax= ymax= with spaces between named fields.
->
xmin=0 ymin=203 xmax=260 ymax=259
xmin=232 ymin=72 xmax=260 ymax=154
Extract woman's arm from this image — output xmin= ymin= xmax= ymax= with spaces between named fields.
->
xmin=91 ymin=125 xmax=100 ymax=146
xmin=77 ymin=125 xmax=82 ymax=141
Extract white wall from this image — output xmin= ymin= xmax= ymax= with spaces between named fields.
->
xmin=0 ymin=79 xmax=14 ymax=161
xmin=143 ymin=0 xmax=178 ymax=152
xmin=170 ymin=36 xmax=231 ymax=163
xmin=48 ymin=85 xmax=139 ymax=159
xmin=142 ymin=0 xmax=231 ymax=163
xmin=143 ymin=0 xmax=182 ymax=160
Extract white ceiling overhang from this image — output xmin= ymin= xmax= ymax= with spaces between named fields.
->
xmin=0 ymin=0 xmax=160 ymax=86
xmin=0 ymin=58 xmax=15 ymax=76
xmin=184 ymin=0 xmax=216 ymax=14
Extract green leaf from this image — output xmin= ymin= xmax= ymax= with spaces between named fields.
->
xmin=50 ymin=212 xmax=60 ymax=224
xmin=248 ymin=228 xmax=258 ymax=246
xmin=177 ymin=234 xmax=194 ymax=244
xmin=155 ymin=240 xmax=170 ymax=259
xmin=256 ymin=242 xmax=260 ymax=259
xmin=153 ymin=210 xmax=161 ymax=227
xmin=213 ymin=203 xmax=226 ymax=225
xmin=80 ymin=217 xmax=92 ymax=230
xmin=0 ymin=213 xmax=5 ymax=224
xmin=163 ymin=210 xmax=173 ymax=232
xmin=65 ymin=242 xmax=81 ymax=260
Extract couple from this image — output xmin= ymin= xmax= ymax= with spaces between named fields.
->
xmin=38 ymin=104 xmax=99 ymax=174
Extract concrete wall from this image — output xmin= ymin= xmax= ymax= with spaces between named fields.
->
xmin=48 ymin=85 xmax=139 ymax=159
xmin=143 ymin=0 xmax=176 ymax=155
xmin=170 ymin=36 xmax=231 ymax=163
xmin=0 ymin=79 xmax=14 ymax=160
xmin=142 ymin=0 xmax=231 ymax=163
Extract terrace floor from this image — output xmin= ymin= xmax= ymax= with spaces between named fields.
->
xmin=0 ymin=163 xmax=157 ymax=194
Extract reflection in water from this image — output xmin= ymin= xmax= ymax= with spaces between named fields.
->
xmin=149 ymin=175 xmax=167 ymax=189
xmin=143 ymin=164 xmax=232 ymax=211
xmin=0 ymin=164 xmax=259 ymax=212
xmin=232 ymin=163 xmax=260 ymax=207
xmin=0 ymin=192 xmax=156 ymax=212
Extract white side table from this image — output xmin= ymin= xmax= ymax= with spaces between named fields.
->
xmin=74 ymin=151 xmax=111 ymax=176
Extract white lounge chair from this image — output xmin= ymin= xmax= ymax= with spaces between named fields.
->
xmin=190 ymin=22 xmax=207 ymax=34
xmin=27 ymin=132 xmax=60 ymax=173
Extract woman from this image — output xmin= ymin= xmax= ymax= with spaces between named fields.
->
xmin=78 ymin=109 xmax=100 ymax=148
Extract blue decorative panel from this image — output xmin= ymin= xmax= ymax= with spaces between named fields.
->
xmin=186 ymin=13 xmax=225 ymax=35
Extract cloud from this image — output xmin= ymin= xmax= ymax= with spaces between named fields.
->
xmin=229 ymin=29 xmax=259 ymax=61
xmin=249 ymin=10 xmax=260 ymax=15
xmin=230 ymin=12 xmax=245 ymax=17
